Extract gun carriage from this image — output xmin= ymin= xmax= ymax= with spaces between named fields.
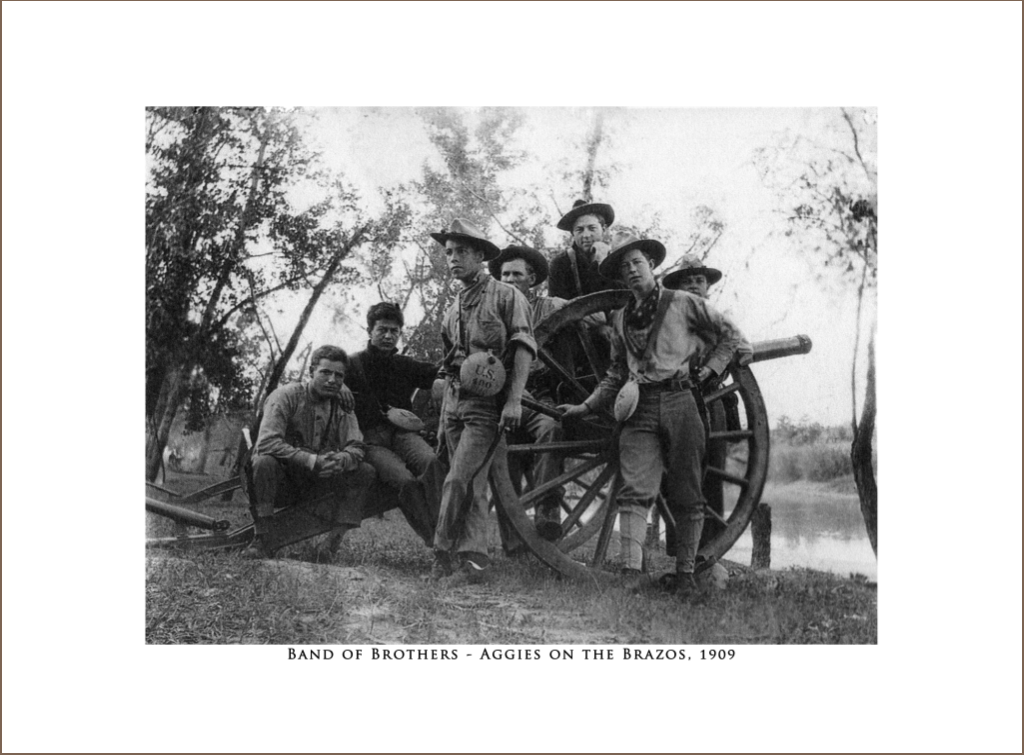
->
xmin=147 ymin=290 xmax=811 ymax=580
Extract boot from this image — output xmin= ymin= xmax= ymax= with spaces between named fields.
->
xmin=675 ymin=570 xmax=699 ymax=602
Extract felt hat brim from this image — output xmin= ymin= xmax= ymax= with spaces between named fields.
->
xmin=488 ymin=246 xmax=550 ymax=287
xmin=662 ymin=266 xmax=723 ymax=289
xmin=598 ymin=238 xmax=667 ymax=280
xmin=429 ymin=231 xmax=501 ymax=261
xmin=557 ymin=202 xmax=615 ymax=232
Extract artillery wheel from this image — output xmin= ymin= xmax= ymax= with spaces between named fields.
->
xmin=490 ymin=290 xmax=770 ymax=581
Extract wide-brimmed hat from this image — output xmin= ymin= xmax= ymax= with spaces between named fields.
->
xmin=597 ymin=231 xmax=667 ymax=279
xmin=488 ymin=245 xmax=550 ymax=287
xmin=661 ymin=254 xmax=723 ymax=289
xmin=556 ymin=199 xmax=616 ymax=232
xmin=430 ymin=218 xmax=501 ymax=261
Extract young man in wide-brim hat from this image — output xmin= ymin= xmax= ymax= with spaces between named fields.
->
xmin=661 ymin=254 xmax=751 ymax=549
xmin=661 ymin=254 xmax=723 ymax=298
xmin=430 ymin=220 xmax=537 ymax=583
xmin=560 ymin=232 xmax=748 ymax=599
xmin=488 ymin=245 xmax=569 ymax=544
xmin=548 ymin=199 xmax=624 ymax=300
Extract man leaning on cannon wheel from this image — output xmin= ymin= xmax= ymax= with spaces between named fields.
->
xmin=489 ymin=244 xmax=570 ymax=546
xmin=243 ymin=345 xmax=376 ymax=561
xmin=558 ymin=233 xmax=747 ymax=601
xmin=429 ymin=219 xmax=536 ymax=584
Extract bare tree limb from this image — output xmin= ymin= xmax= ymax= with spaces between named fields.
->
xmin=841 ymin=108 xmax=875 ymax=184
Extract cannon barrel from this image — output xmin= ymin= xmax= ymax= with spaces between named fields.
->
xmin=750 ymin=334 xmax=812 ymax=364
xmin=146 ymin=497 xmax=231 ymax=531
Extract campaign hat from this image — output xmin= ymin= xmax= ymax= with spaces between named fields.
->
xmin=661 ymin=253 xmax=723 ymax=289
xmin=556 ymin=199 xmax=616 ymax=232
xmin=488 ymin=245 xmax=550 ymax=287
xmin=430 ymin=218 xmax=501 ymax=261
xmin=597 ymin=231 xmax=667 ymax=279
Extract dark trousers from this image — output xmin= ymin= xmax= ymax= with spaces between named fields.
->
xmin=250 ymin=454 xmax=374 ymax=530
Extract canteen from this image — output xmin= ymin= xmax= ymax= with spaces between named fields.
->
xmin=459 ymin=351 xmax=506 ymax=398
xmin=385 ymin=407 xmax=425 ymax=432
xmin=613 ymin=379 xmax=639 ymax=422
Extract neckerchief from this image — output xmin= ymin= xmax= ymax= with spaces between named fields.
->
xmin=624 ymin=282 xmax=661 ymax=329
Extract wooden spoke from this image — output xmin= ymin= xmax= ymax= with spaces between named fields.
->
xmin=505 ymin=439 xmax=608 ymax=456
xmin=703 ymin=381 xmax=742 ymax=405
xmin=704 ymin=505 xmax=729 ymax=525
xmin=519 ymin=454 xmax=607 ymax=508
xmin=654 ymin=494 xmax=677 ymax=532
xmin=575 ymin=324 xmax=603 ymax=382
xmin=706 ymin=465 xmax=750 ymax=489
xmin=707 ymin=429 xmax=753 ymax=442
xmin=590 ymin=472 xmax=622 ymax=567
xmin=561 ymin=462 xmax=617 ymax=533
xmin=537 ymin=346 xmax=592 ymax=402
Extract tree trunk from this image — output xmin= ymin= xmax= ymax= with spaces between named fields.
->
xmin=261 ymin=227 xmax=366 ymax=397
xmin=852 ymin=328 xmax=877 ymax=555
xmin=145 ymin=367 xmax=189 ymax=481
xmin=581 ymin=110 xmax=604 ymax=202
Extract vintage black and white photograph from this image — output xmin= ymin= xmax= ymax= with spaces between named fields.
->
xmin=4 ymin=2 xmax=1020 ymax=753
xmin=143 ymin=105 xmax=880 ymax=645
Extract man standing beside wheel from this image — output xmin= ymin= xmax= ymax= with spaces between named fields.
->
xmin=244 ymin=345 xmax=376 ymax=561
xmin=489 ymin=245 xmax=569 ymax=544
xmin=430 ymin=220 xmax=536 ymax=582
xmin=558 ymin=234 xmax=746 ymax=599
xmin=345 ymin=302 xmax=441 ymax=547
xmin=662 ymin=255 xmax=752 ymax=545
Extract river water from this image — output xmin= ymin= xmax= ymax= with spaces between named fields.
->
xmin=723 ymin=481 xmax=877 ymax=579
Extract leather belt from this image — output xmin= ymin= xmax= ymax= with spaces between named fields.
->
xmin=637 ymin=376 xmax=693 ymax=393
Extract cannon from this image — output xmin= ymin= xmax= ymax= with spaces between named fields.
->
xmin=147 ymin=290 xmax=811 ymax=581
xmin=484 ymin=290 xmax=811 ymax=580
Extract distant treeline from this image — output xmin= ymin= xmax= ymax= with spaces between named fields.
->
xmin=769 ymin=416 xmax=868 ymax=483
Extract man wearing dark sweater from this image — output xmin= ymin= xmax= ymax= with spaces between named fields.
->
xmin=346 ymin=302 xmax=440 ymax=544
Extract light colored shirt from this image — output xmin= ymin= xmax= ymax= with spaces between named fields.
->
xmin=586 ymin=288 xmax=748 ymax=411
xmin=255 ymin=381 xmax=364 ymax=471
xmin=441 ymin=270 xmax=537 ymax=375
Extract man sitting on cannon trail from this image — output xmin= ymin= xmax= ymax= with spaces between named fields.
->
xmin=662 ymin=254 xmax=752 ymax=545
xmin=489 ymin=244 xmax=569 ymax=544
xmin=559 ymin=233 xmax=747 ymax=600
xmin=430 ymin=219 xmax=536 ymax=583
xmin=243 ymin=345 xmax=376 ymax=561
xmin=345 ymin=302 xmax=441 ymax=546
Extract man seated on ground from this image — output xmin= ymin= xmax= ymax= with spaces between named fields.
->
xmin=345 ymin=302 xmax=441 ymax=546
xmin=244 ymin=345 xmax=376 ymax=561
xmin=489 ymin=245 xmax=569 ymax=544
xmin=559 ymin=234 xmax=747 ymax=601
xmin=662 ymin=254 xmax=752 ymax=545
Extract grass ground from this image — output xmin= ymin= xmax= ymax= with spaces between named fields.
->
xmin=147 ymin=474 xmax=877 ymax=645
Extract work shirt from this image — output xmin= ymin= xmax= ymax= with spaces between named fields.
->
xmin=586 ymin=287 xmax=748 ymax=411
xmin=347 ymin=343 xmax=438 ymax=431
xmin=255 ymin=381 xmax=364 ymax=471
xmin=548 ymin=244 xmax=626 ymax=300
xmin=440 ymin=270 xmax=537 ymax=378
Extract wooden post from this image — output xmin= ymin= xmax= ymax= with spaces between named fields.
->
xmin=751 ymin=503 xmax=771 ymax=570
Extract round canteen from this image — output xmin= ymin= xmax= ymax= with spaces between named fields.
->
xmin=385 ymin=407 xmax=425 ymax=432
xmin=459 ymin=351 xmax=506 ymax=397
xmin=613 ymin=380 xmax=640 ymax=422
xmin=431 ymin=378 xmax=446 ymax=403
